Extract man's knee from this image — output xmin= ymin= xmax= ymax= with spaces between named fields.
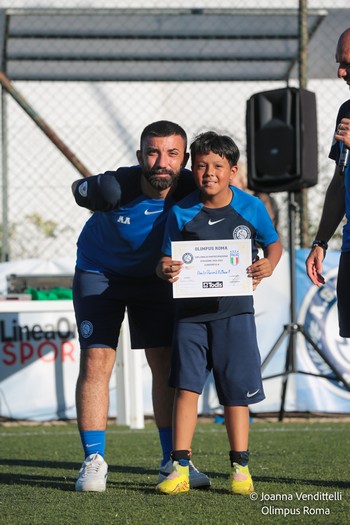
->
xmin=79 ymin=347 xmax=116 ymax=380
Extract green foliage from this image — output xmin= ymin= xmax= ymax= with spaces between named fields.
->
xmin=0 ymin=420 xmax=349 ymax=525
xmin=26 ymin=212 xmax=59 ymax=238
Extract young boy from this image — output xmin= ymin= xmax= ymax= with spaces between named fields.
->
xmin=155 ymin=131 xmax=282 ymax=495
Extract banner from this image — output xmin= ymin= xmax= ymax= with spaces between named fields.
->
xmin=0 ymin=252 xmax=349 ymax=421
xmin=294 ymin=249 xmax=350 ymax=412
xmin=201 ymin=249 xmax=350 ymax=414
xmin=0 ymin=301 xmax=81 ymax=420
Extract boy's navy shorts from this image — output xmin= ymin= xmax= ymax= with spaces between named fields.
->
xmin=73 ymin=268 xmax=175 ymax=349
xmin=169 ymin=313 xmax=265 ymax=406
xmin=337 ymin=251 xmax=350 ymax=338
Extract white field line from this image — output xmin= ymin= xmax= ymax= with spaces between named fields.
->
xmin=0 ymin=425 xmax=341 ymax=438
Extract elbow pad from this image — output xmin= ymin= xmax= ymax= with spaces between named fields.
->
xmin=74 ymin=172 xmax=121 ymax=211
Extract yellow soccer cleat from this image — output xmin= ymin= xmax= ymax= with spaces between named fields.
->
xmin=156 ymin=461 xmax=190 ymax=495
xmin=230 ymin=463 xmax=254 ymax=495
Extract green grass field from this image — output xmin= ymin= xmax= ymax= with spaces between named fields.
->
xmin=1 ymin=419 xmax=349 ymax=525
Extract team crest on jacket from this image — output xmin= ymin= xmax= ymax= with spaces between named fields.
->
xmin=298 ymin=269 xmax=350 ymax=394
xmin=233 ymin=225 xmax=251 ymax=239
xmin=78 ymin=181 xmax=88 ymax=197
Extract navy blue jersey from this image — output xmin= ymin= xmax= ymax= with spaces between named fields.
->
xmin=162 ymin=186 xmax=278 ymax=321
xmin=74 ymin=166 xmax=195 ymax=277
xmin=329 ymin=99 xmax=350 ymax=165
xmin=329 ymin=99 xmax=350 ymax=251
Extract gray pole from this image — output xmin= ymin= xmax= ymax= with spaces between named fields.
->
xmin=0 ymin=10 xmax=9 ymax=261
xmin=299 ymin=0 xmax=309 ymax=248
xmin=0 ymin=71 xmax=92 ymax=180
xmin=1 ymin=82 xmax=9 ymax=262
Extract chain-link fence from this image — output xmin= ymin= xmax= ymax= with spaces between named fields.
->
xmin=0 ymin=0 xmax=349 ymax=264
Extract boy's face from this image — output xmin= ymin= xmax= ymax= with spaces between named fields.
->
xmin=192 ymin=151 xmax=238 ymax=203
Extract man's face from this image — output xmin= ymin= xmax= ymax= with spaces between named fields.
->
xmin=336 ymin=33 xmax=350 ymax=87
xmin=137 ymin=135 xmax=188 ymax=190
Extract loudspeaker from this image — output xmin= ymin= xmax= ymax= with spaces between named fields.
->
xmin=246 ymin=87 xmax=318 ymax=193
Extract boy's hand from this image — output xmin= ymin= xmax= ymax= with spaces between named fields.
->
xmin=156 ymin=257 xmax=183 ymax=282
xmin=247 ymin=257 xmax=273 ymax=290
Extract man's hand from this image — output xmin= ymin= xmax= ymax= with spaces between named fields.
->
xmin=305 ymin=246 xmax=326 ymax=287
xmin=334 ymin=117 xmax=350 ymax=149
xmin=156 ymin=256 xmax=183 ymax=282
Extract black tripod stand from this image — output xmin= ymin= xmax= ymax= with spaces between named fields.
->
xmin=261 ymin=192 xmax=350 ymax=421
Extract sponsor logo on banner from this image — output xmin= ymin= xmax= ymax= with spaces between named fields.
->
xmin=1 ymin=316 xmax=77 ymax=367
xmin=298 ymin=269 xmax=350 ymax=395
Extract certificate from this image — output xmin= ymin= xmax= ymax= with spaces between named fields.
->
xmin=171 ymin=239 xmax=253 ymax=298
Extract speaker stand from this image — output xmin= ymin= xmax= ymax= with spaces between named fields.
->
xmin=261 ymin=192 xmax=350 ymax=422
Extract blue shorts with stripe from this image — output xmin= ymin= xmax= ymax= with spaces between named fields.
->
xmin=73 ymin=268 xmax=175 ymax=349
xmin=169 ymin=313 xmax=265 ymax=406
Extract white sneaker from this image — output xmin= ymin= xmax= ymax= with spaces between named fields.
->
xmin=158 ymin=459 xmax=211 ymax=489
xmin=75 ymin=453 xmax=108 ymax=492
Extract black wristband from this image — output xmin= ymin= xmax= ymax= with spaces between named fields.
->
xmin=312 ymin=240 xmax=328 ymax=251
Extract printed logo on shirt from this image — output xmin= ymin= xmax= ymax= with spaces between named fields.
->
xmin=233 ymin=225 xmax=251 ymax=239
xmin=144 ymin=209 xmax=162 ymax=215
xmin=117 ymin=216 xmax=131 ymax=224
xmin=246 ymin=389 xmax=260 ymax=398
xmin=208 ymin=218 xmax=225 ymax=226
xmin=78 ymin=181 xmax=88 ymax=198
xmin=80 ymin=320 xmax=93 ymax=338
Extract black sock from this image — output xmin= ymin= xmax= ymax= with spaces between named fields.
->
xmin=229 ymin=450 xmax=250 ymax=467
xmin=171 ymin=450 xmax=190 ymax=466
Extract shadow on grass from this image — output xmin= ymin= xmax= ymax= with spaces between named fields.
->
xmin=0 ymin=470 xmax=223 ymax=494
xmin=0 ymin=459 xmax=159 ymax=491
xmin=0 ymin=458 xmax=156 ymax=473
xmin=0 ymin=472 xmax=76 ymax=491
xmin=1 ymin=459 xmax=349 ymax=492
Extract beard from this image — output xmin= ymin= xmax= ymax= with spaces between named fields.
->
xmin=142 ymin=168 xmax=180 ymax=190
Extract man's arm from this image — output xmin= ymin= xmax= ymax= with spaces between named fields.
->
xmin=71 ymin=172 xmax=122 ymax=211
xmin=305 ymin=165 xmax=345 ymax=286
xmin=313 ymin=165 xmax=346 ymax=241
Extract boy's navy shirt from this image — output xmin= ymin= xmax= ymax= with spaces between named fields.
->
xmin=161 ymin=185 xmax=278 ymax=322
xmin=74 ymin=166 xmax=195 ymax=277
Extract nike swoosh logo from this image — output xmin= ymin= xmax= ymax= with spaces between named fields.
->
xmin=86 ymin=443 xmax=102 ymax=448
xmin=144 ymin=209 xmax=162 ymax=215
xmin=246 ymin=389 xmax=260 ymax=398
xmin=208 ymin=218 xmax=225 ymax=226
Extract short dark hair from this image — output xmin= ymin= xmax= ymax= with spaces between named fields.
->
xmin=190 ymin=131 xmax=240 ymax=166
xmin=140 ymin=120 xmax=187 ymax=148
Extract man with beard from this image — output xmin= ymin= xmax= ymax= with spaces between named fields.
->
xmin=72 ymin=121 xmax=210 ymax=492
